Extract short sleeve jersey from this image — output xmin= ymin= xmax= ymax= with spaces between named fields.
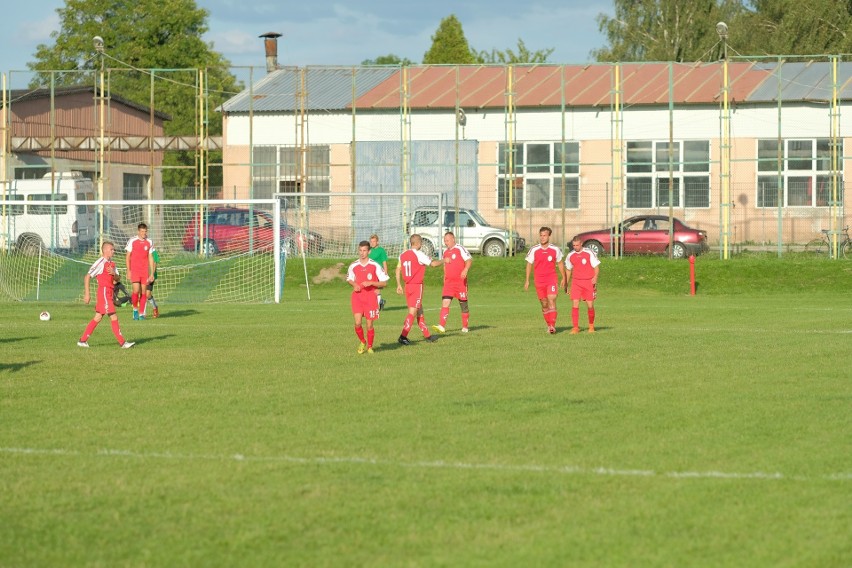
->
xmin=443 ymin=245 xmax=472 ymax=280
xmin=151 ymin=249 xmax=161 ymax=279
xmin=368 ymin=246 xmax=388 ymax=267
xmin=125 ymin=237 xmax=155 ymax=274
xmin=88 ymin=257 xmax=117 ymax=292
xmin=398 ymin=248 xmax=432 ymax=285
xmin=566 ymin=248 xmax=601 ymax=280
xmin=347 ymin=259 xmax=390 ymax=292
xmin=525 ymin=244 xmax=563 ymax=282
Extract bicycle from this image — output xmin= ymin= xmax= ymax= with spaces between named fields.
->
xmin=804 ymin=226 xmax=851 ymax=258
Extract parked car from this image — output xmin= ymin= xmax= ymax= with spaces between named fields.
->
xmin=571 ymin=215 xmax=709 ymax=259
xmin=182 ymin=207 xmax=324 ymax=256
xmin=408 ymin=206 xmax=525 ymax=257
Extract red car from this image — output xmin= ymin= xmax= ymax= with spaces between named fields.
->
xmin=182 ymin=207 xmax=324 ymax=256
xmin=571 ymin=215 xmax=709 ymax=259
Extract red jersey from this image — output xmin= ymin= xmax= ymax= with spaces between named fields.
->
xmin=398 ymin=248 xmax=432 ymax=285
xmin=88 ymin=256 xmax=117 ymax=291
xmin=125 ymin=237 xmax=154 ymax=278
xmin=347 ymin=259 xmax=389 ymax=292
xmin=566 ymin=248 xmax=601 ymax=280
xmin=525 ymin=244 xmax=563 ymax=283
xmin=443 ymin=245 xmax=472 ymax=281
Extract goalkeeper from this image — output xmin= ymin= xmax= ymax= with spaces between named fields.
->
xmin=142 ymin=249 xmax=161 ymax=318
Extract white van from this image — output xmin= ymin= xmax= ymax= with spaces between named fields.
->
xmin=0 ymin=172 xmax=97 ymax=253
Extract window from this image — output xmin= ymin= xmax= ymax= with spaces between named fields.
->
xmin=28 ymin=193 xmax=68 ymax=215
xmin=756 ymin=138 xmax=843 ymax=207
xmin=252 ymin=145 xmax=330 ymax=210
xmin=497 ymin=141 xmax=580 ymax=209
xmin=122 ymin=173 xmax=148 ymax=224
xmin=4 ymin=195 xmax=24 ymax=216
xmin=625 ymin=140 xmax=710 ymax=209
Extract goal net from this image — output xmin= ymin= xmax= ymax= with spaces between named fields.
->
xmin=0 ymin=193 xmax=441 ymax=304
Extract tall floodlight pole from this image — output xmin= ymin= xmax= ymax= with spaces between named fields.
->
xmin=717 ymin=22 xmax=731 ymax=260
xmin=94 ymin=36 xmax=106 ymax=249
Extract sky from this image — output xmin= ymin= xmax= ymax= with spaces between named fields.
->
xmin=0 ymin=1 xmax=611 ymax=78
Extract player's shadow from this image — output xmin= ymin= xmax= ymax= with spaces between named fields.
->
xmin=555 ymin=326 xmax=608 ymax=334
xmin=155 ymin=309 xmax=200 ymax=319
xmin=0 ymin=336 xmax=37 ymax=344
xmin=442 ymin=324 xmax=493 ymax=334
xmin=130 ymin=334 xmax=178 ymax=346
xmin=0 ymin=361 xmax=41 ymax=373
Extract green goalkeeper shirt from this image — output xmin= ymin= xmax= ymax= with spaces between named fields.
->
xmin=369 ymin=246 xmax=388 ymax=269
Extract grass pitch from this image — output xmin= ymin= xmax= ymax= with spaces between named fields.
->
xmin=1 ymin=256 xmax=850 ymax=566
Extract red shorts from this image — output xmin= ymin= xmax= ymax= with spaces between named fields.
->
xmin=405 ymin=283 xmax=424 ymax=309
xmin=129 ymin=265 xmax=148 ymax=284
xmin=535 ymin=279 xmax=559 ymax=300
xmin=570 ymin=279 xmax=596 ymax=302
xmin=96 ymin=286 xmax=117 ymax=315
xmin=442 ymin=279 xmax=468 ymax=301
xmin=351 ymin=291 xmax=380 ymax=320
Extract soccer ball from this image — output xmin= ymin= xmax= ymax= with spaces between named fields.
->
xmin=39 ymin=311 xmax=51 ymax=321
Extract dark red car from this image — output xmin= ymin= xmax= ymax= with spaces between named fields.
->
xmin=571 ymin=215 xmax=709 ymax=259
xmin=182 ymin=207 xmax=324 ymax=256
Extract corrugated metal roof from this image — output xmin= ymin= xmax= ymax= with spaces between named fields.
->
xmin=749 ymin=61 xmax=852 ymax=101
xmin=220 ymin=61 xmax=852 ymax=113
xmin=219 ymin=67 xmax=398 ymax=113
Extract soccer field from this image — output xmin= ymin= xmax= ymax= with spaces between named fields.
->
xmin=1 ymin=257 xmax=850 ymax=566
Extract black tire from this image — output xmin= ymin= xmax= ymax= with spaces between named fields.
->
xmin=842 ymin=240 xmax=851 ymax=260
xmin=804 ymin=238 xmax=827 ymax=255
xmin=421 ymin=239 xmax=435 ymax=257
xmin=670 ymin=242 xmax=687 ymax=259
xmin=16 ymin=234 xmax=44 ymax=256
xmin=483 ymin=238 xmax=506 ymax=257
xmin=201 ymin=239 xmax=218 ymax=256
xmin=584 ymin=240 xmax=605 ymax=257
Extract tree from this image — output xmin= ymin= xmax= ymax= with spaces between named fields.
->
xmin=474 ymin=39 xmax=555 ymax=64
xmin=361 ymin=54 xmax=413 ymax=66
xmin=593 ymin=0 xmax=744 ymax=62
xmin=735 ymin=0 xmax=852 ymax=55
xmin=28 ymin=0 xmax=242 ymax=195
xmin=423 ymin=14 xmax=478 ymax=64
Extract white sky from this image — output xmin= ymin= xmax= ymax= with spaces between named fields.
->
xmin=1 ymin=1 xmax=610 ymax=80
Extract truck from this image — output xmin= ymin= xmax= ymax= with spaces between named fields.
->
xmin=408 ymin=206 xmax=526 ymax=257
xmin=0 ymin=172 xmax=97 ymax=253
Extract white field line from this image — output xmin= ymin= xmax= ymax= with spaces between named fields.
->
xmin=1 ymin=447 xmax=849 ymax=482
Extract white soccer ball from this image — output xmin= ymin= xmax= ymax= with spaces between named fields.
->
xmin=39 ymin=311 xmax=51 ymax=321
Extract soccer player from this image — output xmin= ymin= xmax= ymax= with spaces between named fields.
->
xmin=142 ymin=248 xmax=161 ymax=318
xmin=347 ymin=240 xmax=390 ymax=354
xmin=124 ymin=222 xmax=156 ymax=321
xmin=433 ymin=231 xmax=472 ymax=334
xmin=564 ymin=236 xmax=601 ymax=334
xmin=368 ymin=234 xmax=388 ymax=311
xmin=524 ymin=226 xmax=566 ymax=334
xmin=78 ymin=241 xmax=134 ymax=349
xmin=395 ymin=234 xmax=442 ymax=345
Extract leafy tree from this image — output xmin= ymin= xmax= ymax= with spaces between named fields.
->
xmin=735 ymin=0 xmax=852 ymax=55
xmin=361 ymin=54 xmax=413 ymax=66
xmin=474 ymin=39 xmax=555 ymax=64
xmin=423 ymin=14 xmax=478 ymax=64
xmin=28 ymin=0 xmax=242 ymax=195
xmin=593 ymin=0 xmax=744 ymax=62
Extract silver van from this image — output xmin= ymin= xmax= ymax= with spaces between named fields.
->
xmin=0 ymin=172 xmax=97 ymax=253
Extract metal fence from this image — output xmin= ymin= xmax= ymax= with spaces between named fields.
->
xmin=2 ymin=59 xmax=850 ymax=258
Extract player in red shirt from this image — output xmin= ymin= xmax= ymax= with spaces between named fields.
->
xmin=395 ymin=234 xmax=443 ymax=345
xmin=347 ymin=240 xmax=390 ymax=354
xmin=524 ymin=226 xmax=566 ymax=334
xmin=124 ymin=222 xmax=156 ymax=321
xmin=433 ymin=231 xmax=472 ymax=334
xmin=78 ymin=241 xmax=134 ymax=348
xmin=564 ymin=236 xmax=601 ymax=334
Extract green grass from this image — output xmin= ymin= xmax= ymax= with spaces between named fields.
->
xmin=1 ymin=256 xmax=850 ymax=566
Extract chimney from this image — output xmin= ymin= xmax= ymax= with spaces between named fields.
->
xmin=260 ymin=32 xmax=283 ymax=72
